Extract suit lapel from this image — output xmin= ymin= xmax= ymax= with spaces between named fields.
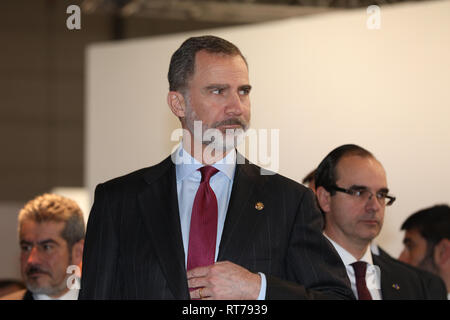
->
xmin=217 ymin=161 xmax=265 ymax=264
xmin=138 ymin=157 xmax=189 ymax=299
xmin=373 ymin=255 xmax=403 ymax=300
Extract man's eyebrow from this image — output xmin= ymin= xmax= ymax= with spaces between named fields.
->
xmin=204 ymin=84 xmax=230 ymax=90
xmin=239 ymin=84 xmax=252 ymax=90
xmin=37 ymin=239 xmax=59 ymax=246
xmin=349 ymin=185 xmax=389 ymax=193
xmin=349 ymin=185 xmax=369 ymax=190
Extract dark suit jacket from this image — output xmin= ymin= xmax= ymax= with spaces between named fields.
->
xmin=376 ymin=247 xmax=447 ymax=300
xmin=79 ymin=155 xmax=354 ymax=300
xmin=373 ymin=252 xmax=446 ymax=299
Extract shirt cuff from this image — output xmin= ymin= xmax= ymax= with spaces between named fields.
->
xmin=257 ymin=272 xmax=267 ymax=300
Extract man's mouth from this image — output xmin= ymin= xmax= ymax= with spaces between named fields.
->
xmin=213 ymin=119 xmax=247 ymax=131
xmin=26 ymin=266 xmax=50 ymax=278
xmin=361 ymin=219 xmax=379 ymax=225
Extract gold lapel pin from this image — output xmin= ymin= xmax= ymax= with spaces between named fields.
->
xmin=255 ymin=202 xmax=264 ymax=211
xmin=392 ymin=284 xmax=400 ymax=290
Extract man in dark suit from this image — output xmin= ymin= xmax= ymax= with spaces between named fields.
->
xmin=315 ymin=144 xmax=446 ymax=299
xmin=79 ymin=35 xmax=354 ymax=300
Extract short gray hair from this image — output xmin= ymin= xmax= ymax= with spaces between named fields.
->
xmin=18 ymin=193 xmax=85 ymax=250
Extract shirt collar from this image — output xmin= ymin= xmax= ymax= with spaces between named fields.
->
xmin=324 ymin=233 xmax=374 ymax=266
xmin=33 ymin=289 xmax=79 ymax=300
xmin=174 ymin=144 xmax=236 ymax=182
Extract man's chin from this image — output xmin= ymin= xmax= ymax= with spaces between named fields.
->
xmin=26 ymin=276 xmax=59 ymax=296
xmin=26 ymin=283 xmax=53 ymax=295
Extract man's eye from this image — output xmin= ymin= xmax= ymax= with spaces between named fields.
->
xmin=42 ymin=244 xmax=53 ymax=251
xmin=376 ymin=192 xmax=387 ymax=199
xmin=20 ymin=245 xmax=32 ymax=252
xmin=349 ymin=189 xmax=363 ymax=197
xmin=239 ymin=88 xmax=250 ymax=95
xmin=212 ymin=88 xmax=223 ymax=95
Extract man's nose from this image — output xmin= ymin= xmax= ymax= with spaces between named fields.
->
xmin=27 ymin=246 xmax=42 ymax=264
xmin=366 ymin=192 xmax=382 ymax=211
xmin=225 ymin=92 xmax=244 ymax=116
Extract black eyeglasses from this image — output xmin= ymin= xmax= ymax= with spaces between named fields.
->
xmin=329 ymin=185 xmax=396 ymax=206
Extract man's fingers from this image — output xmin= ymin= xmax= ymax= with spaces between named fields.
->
xmin=186 ymin=265 xmax=211 ymax=279
xmin=189 ymin=287 xmax=211 ymax=300
xmin=187 ymin=276 xmax=208 ymax=289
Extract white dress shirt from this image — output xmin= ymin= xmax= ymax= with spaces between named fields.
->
xmin=174 ymin=145 xmax=266 ymax=299
xmin=33 ymin=288 xmax=79 ymax=300
xmin=324 ymin=234 xmax=382 ymax=300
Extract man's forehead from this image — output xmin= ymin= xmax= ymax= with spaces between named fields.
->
xmin=193 ymin=51 xmax=248 ymax=74
xmin=20 ymin=220 xmax=65 ymax=241
xmin=336 ymin=155 xmax=387 ymax=186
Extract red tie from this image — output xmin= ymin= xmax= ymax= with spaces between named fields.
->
xmin=351 ymin=261 xmax=373 ymax=300
xmin=187 ymin=166 xmax=219 ymax=271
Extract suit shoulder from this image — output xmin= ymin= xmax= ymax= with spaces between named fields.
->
xmin=375 ymin=253 xmax=423 ymax=281
xmin=244 ymin=163 xmax=310 ymax=194
xmin=389 ymin=259 xmax=447 ymax=297
xmin=97 ymin=155 xmax=173 ymax=191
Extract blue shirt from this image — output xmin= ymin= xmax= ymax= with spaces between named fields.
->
xmin=174 ymin=145 xmax=266 ymax=300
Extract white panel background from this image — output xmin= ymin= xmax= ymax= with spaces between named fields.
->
xmin=86 ymin=1 xmax=450 ymax=257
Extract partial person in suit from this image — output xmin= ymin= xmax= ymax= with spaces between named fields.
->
xmin=399 ymin=205 xmax=450 ymax=299
xmin=1 ymin=193 xmax=85 ymax=300
xmin=315 ymin=144 xmax=443 ymax=299
xmin=79 ymin=35 xmax=354 ymax=300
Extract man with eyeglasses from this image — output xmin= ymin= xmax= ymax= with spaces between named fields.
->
xmin=315 ymin=144 xmax=446 ymax=299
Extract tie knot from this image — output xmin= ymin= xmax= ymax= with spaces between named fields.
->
xmin=351 ymin=261 xmax=367 ymax=279
xmin=199 ymin=166 xmax=219 ymax=183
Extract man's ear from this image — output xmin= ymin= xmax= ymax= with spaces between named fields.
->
xmin=316 ymin=186 xmax=331 ymax=213
xmin=71 ymin=239 xmax=84 ymax=268
xmin=433 ymin=238 xmax=450 ymax=269
xmin=167 ymin=91 xmax=186 ymax=118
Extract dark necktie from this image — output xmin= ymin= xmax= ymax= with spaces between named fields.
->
xmin=187 ymin=166 xmax=219 ymax=271
xmin=351 ymin=261 xmax=373 ymax=300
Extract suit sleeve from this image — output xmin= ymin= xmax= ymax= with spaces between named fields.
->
xmin=79 ymin=183 xmax=121 ymax=299
xmin=266 ymin=188 xmax=355 ymax=300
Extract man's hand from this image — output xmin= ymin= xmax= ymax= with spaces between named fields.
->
xmin=187 ymin=261 xmax=261 ymax=300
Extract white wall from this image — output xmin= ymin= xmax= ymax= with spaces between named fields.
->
xmin=86 ymin=0 xmax=450 ymax=257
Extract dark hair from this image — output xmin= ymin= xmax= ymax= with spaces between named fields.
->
xmin=401 ymin=205 xmax=450 ymax=246
xmin=168 ymin=35 xmax=247 ymax=92
xmin=314 ymin=144 xmax=374 ymax=195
